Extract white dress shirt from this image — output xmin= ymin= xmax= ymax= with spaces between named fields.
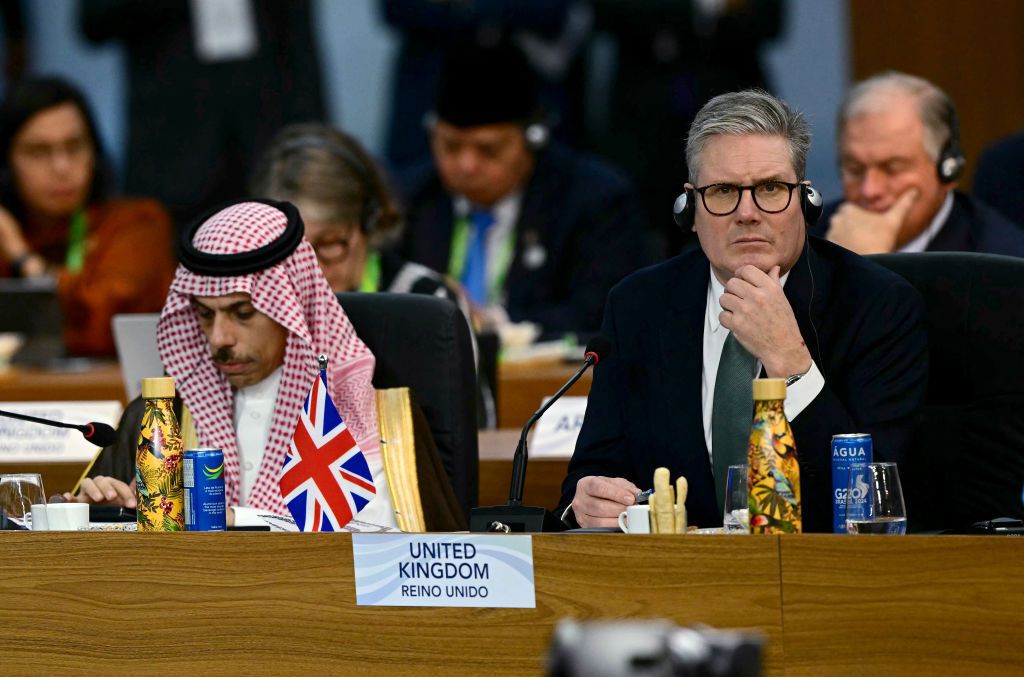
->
xmin=701 ymin=266 xmax=825 ymax=464
xmin=232 ymin=365 xmax=282 ymax=504
xmin=565 ymin=264 xmax=828 ymax=524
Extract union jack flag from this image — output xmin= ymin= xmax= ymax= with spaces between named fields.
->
xmin=280 ymin=369 xmax=376 ymax=531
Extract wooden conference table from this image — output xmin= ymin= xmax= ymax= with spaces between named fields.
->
xmin=0 ymin=532 xmax=1021 ymax=675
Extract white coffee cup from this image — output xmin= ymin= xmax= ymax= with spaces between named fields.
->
xmin=46 ymin=503 xmax=89 ymax=531
xmin=618 ymin=504 xmax=651 ymax=534
xmin=30 ymin=504 xmax=49 ymax=531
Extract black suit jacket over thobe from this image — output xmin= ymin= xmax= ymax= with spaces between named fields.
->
xmin=558 ymin=236 xmax=928 ymax=532
xmin=398 ymin=143 xmax=652 ymax=336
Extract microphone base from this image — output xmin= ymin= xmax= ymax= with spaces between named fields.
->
xmin=469 ymin=504 xmax=557 ymax=533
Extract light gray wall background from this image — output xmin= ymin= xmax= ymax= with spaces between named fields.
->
xmin=24 ymin=0 xmax=849 ymax=201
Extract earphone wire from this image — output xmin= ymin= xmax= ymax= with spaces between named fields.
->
xmin=804 ymin=234 xmax=825 ymax=375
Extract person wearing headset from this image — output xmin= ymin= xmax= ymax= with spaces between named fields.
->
xmin=398 ymin=41 xmax=652 ymax=339
xmin=819 ymin=71 xmax=1024 ymax=257
xmin=558 ymin=89 xmax=928 ymax=532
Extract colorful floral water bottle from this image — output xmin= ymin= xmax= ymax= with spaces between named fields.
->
xmin=136 ymin=377 xmax=184 ymax=531
xmin=747 ymin=378 xmax=801 ymax=534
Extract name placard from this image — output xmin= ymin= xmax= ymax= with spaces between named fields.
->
xmin=351 ymin=533 xmax=535 ymax=608
xmin=530 ymin=396 xmax=587 ymax=459
xmin=0 ymin=401 xmax=122 ymax=462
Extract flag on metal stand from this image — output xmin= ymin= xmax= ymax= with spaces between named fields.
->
xmin=279 ymin=355 xmax=375 ymax=531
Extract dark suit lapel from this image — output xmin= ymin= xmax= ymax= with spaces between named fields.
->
xmin=784 ymin=237 xmax=833 ymax=370
xmin=659 ymin=254 xmax=717 ymax=513
xmin=406 ymin=177 xmax=457 ymax=274
xmin=505 ymin=150 xmax=558 ymax=292
xmin=926 ymin=193 xmax=973 ymax=252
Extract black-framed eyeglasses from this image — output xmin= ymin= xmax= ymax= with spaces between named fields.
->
xmin=695 ymin=180 xmax=801 ymax=216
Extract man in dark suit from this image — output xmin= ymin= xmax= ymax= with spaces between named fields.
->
xmin=79 ymin=1 xmax=325 ymax=227
xmin=559 ymin=90 xmax=928 ymax=533
xmin=816 ymin=71 xmax=1024 ymax=257
xmin=973 ymin=131 xmax=1024 ymax=230
xmin=399 ymin=42 xmax=651 ymax=338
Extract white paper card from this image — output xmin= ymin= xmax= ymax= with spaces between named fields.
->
xmin=0 ymin=401 xmax=122 ymax=462
xmin=190 ymin=0 xmax=258 ymax=62
xmin=352 ymin=533 xmax=535 ymax=608
xmin=530 ymin=396 xmax=587 ymax=458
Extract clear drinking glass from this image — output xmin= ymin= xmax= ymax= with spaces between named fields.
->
xmin=845 ymin=462 xmax=907 ymax=534
xmin=723 ymin=464 xmax=750 ymax=534
xmin=0 ymin=473 xmax=46 ymax=527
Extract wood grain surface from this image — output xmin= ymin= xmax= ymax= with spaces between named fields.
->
xmin=0 ymin=362 xmax=126 ymax=404
xmin=497 ymin=360 xmax=592 ymax=429
xmin=780 ymin=535 xmax=1024 ymax=676
xmin=0 ymin=532 xmax=782 ymax=675
xmin=4 ymin=521 xmax=1023 ymax=674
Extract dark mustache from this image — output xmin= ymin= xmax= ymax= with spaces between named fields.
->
xmin=213 ymin=347 xmax=244 ymax=363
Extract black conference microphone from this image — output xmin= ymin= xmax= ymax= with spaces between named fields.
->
xmin=0 ymin=408 xmax=116 ymax=447
xmin=470 ymin=335 xmax=612 ymax=533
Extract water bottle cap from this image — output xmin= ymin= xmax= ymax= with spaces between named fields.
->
xmin=141 ymin=376 xmax=176 ymax=399
xmin=752 ymin=378 xmax=786 ymax=401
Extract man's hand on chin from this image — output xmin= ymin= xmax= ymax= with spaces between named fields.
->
xmin=719 ymin=265 xmax=811 ymax=378
xmin=826 ymin=188 xmax=919 ymax=254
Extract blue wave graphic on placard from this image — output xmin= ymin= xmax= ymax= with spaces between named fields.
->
xmin=469 ymin=547 xmax=535 ymax=582
xmin=351 ymin=534 xmax=415 ymax=558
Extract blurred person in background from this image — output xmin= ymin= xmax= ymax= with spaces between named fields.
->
xmin=79 ymin=0 xmax=325 ymax=227
xmin=251 ymin=123 xmax=495 ymax=427
xmin=398 ymin=41 xmax=651 ymax=340
xmin=380 ymin=0 xmax=591 ymax=171
xmin=587 ymin=0 xmax=786 ymax=258
xmin=250 ymin=123 xmax=460 ymax=303
xmin=0 ymin=77 xmax=174 ymax=356
xmin=972 ymin=131 xmax=1024 ymax=232
xmin=817 ymin=71 xmax=1024 ymax=257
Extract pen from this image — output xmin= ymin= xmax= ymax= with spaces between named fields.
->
xmin=634 ymin=489 xmax=654 ymax=504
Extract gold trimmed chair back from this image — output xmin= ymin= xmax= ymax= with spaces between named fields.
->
xmin=376 ymin=388 xmax=426 ymax=532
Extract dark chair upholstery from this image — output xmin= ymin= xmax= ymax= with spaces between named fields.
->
xmin=337 ymin=292 xmax=478 ymax=521
xmin=869 ymin=252 xmax=1024 ymax=531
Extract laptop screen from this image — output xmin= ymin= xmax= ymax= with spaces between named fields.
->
xmin=0 ymin=278 xmax=62 ymax=336
xmin=112 ymin=313 xmax=163 ymax=401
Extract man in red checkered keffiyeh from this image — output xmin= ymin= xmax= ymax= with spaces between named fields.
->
xmin=158 ymin=199 xmax=380 ymax=516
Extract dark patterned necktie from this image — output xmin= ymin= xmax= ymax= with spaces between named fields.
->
xmin=711 ymin=332 xmax=757 ymax=513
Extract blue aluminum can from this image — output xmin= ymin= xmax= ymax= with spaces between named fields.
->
xmin=184 ymin=448 xmax=226 ymax=531
xmin=832 ymin=434 xmax=873 ymax=533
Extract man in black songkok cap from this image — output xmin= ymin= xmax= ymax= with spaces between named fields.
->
xmin=398 ymin=42 xmax=653 ymax=339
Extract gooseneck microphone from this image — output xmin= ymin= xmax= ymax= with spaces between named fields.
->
xmin=0 ymin=409 xmax=117 ymax=447
xmin=470 ymin=335 xmax=612 ymax=533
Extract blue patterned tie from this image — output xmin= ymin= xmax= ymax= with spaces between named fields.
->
xmin=462 ymin=210 xmax=495 ymax=305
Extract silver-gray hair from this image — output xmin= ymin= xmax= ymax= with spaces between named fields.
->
xmin=686 ymin=89 xmax=811 ymax=184
xmin=838 ymin=71 xmax=955 ymax=161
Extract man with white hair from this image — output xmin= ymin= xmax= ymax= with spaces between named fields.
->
xmin=819 ymin=71 xmax=1024 ymax=256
